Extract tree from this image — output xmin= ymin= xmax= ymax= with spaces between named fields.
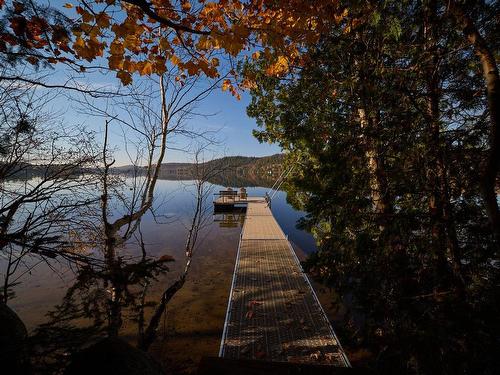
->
xmin=1 ymin=0 xmax=497 ymax=372
xmin=447 ymin=0 xmax=500 ymax=241
xmin=245 ymin=1 xmax=499 ymax=373
xmin=0 ymin=67 xmax=99 ymax=303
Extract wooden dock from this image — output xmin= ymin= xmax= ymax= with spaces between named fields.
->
xmin=218 ymin=197 xmax=349 ymax=366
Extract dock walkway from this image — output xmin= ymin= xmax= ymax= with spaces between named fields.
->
xmin=219 ymin=198 xmax=349 ymax=366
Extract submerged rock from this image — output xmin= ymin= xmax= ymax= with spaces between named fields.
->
xmin=64 ymin=337 xmax=163 ymax=375
xmin=0 ymin=302 xmax=31 ymax=374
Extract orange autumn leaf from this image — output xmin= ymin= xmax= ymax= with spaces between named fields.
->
xmin=181 ymin=1 xmax=192 ymax=12
xmin=116 ymin=70 xmax=132 ymax=85
xmin=108 ymin=54 xmax=123 ymax=70
xmin=110 ymin=41 xmax=124 ymax=55
xmin=170 ymin=54 xmax=181 ymax=66
xmin=266 ymin=55 xmax=289 ymax=76
xmin=251 ymin=51 xmax=261 ymax=60
xmin=139 ymin=61 xmax=153 ymax=75
xmin=3 ymin=0 xmax=349 ymax=88
xmin=96 ymin=12 xmax=111 ymax=28
xmin=221 ymin=79 xmax=231 ymax=92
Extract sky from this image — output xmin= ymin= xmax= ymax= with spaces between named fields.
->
xmin=37 ymin=0 xmax=282 ymax=166
xmin=47 ymin=70 xmax=281 ymax=166
xmin=159 ymin=90 xmax=282 ymax=164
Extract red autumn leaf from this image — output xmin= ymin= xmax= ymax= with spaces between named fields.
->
xmin=247 ymin=300 xmax=264 ymax=308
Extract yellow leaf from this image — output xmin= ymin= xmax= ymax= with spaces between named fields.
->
xmin=251 ymin=51 xmax=260 ymax=60
xmin=222 ymin=79 xmax=231 ymax=92
xmin=266 ymin=55 xmax=289 ymax=76
xmin=170 ymin=54 xmax=181 ymax=66
xmin=63 ymin=3 xmax=73 ymax=8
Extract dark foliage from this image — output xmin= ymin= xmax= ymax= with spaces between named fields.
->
xmin=246 ymin=1 xmax=499 ymax=373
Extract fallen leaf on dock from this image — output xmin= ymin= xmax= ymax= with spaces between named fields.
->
xmin=310 ymin=350 xmax=322 ymax=361
xmin=247 ymin=300 xmax=264 ymax=308
xmin=324 ymin=353 xmax=341 ymax=363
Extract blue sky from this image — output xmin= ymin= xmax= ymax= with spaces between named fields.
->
xmin=162 ymin=90 xmax=282 ymax=164
xmin=54 ymin=79 xmax=281 ymax=166
xmin=41 ymin=0 xmax=282 ymax=166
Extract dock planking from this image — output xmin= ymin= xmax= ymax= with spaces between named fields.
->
xmin=219 ymin=199 xmax=349 ymax=366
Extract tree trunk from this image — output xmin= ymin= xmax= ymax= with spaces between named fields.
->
xmin=358 ymin=107 xmax=393 ymax=220
xmin=424 ymin=2 xmax=466 ymax=291
xmin=448 ymin=0 xmax=500 ymax=243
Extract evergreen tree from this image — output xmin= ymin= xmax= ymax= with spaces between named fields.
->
xmin=245 ymin=1 xmax=499 ymax=373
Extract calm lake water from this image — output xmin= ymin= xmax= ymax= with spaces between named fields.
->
xmin=6 ymin=179 xmax=329 ymax=373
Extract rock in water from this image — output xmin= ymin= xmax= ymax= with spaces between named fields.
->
xmin=64 ymin=337 xmax=163 ymax=375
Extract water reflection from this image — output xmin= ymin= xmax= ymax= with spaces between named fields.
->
xmin=214 ymin=212 xmax=245 ymax=228
xmin=5 ymin=179 xmax=318 ymax=373
xmin=8 ymin=176 xmax=488 ymax=374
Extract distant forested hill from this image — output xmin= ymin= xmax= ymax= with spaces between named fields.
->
xmin=3 ymin=154 xmax=285 ymax=188
xmin=113 ymin=154 xmax=285 ymax=187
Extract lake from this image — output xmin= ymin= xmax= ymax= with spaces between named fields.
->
xmin=6 ymin=179 xmax=329 ymax=373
